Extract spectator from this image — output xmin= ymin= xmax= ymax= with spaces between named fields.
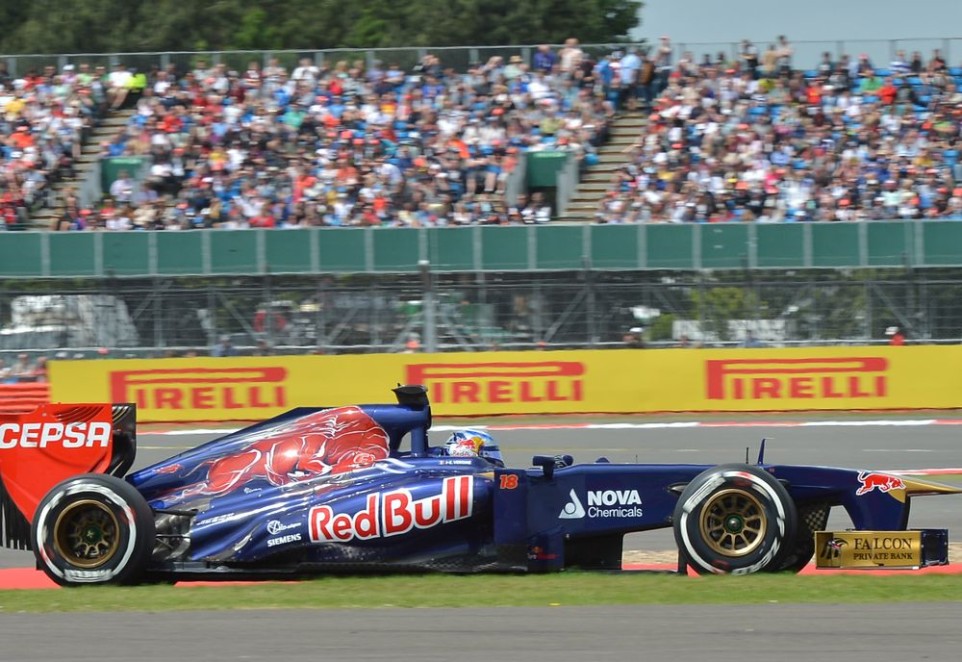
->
xmin=109 ymin=170 xmax=135 ymax=204
xmin=638 ymin=51 xmax=657 ymax=109
xmin=559 ymin=38 xmax=584 ymax=77
xmin=741 ymin=40 xmax=759 ymax=79
xmin=655 ymin=36 xmax=673 ymax=94
xmin=619 ymin=48 xmax=642 ymax=110
xmin=623 ymin=327 xmax=645 ymax=348
xmin=212 ymin=335 xmax=238 ymax=357
xmin=929 ymin=49 xmax=947 ymax=74
xmin=775 ymin=35 xmax=793 ymax=76
xmin=886 ymin=326 xmax=906 ymax=346
xmin=909 ymin=51 xmax=925 ymax=74
xmin=33 ymin=357 xmax=48 ymax=382
xmin=760 ymin=44 xmax=779 ymax=78
xmin=504 ymin=55 xmax=525 ymax=81
xmin=816 ymin=52 xmax=835 ymax=78
xmin=741 ymin=330 xmax=764 ymax=348
xmin=890 ymin=50 xmax=911 ymax=78
xmin=107 ymin=63 xmax=133 ymax=110
xmin=11 ymin=353 xmax=35 ymax=381
xmin=533 ymin=45 xmax=557 ymax=74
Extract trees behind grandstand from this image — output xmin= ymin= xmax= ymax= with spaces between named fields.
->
xmin=0 ymin=0 xmax=641 ymax=53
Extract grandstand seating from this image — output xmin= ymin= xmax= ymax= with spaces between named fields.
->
xmin=66 ymin=52 xmax=612 ymax=229
xmin=6 ymin=44 xmax=962 ymax=228
xmin=0 ymin=64 xmax=104 ymax=230
xmin=595 ymin=50 xmax=962 ymax=223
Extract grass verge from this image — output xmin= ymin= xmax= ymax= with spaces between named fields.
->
xmin=3 ymin=572 xmax=962 ymax=613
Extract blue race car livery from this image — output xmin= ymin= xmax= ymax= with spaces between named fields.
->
xmin=0 ymin=386 xmax=958 ymax=585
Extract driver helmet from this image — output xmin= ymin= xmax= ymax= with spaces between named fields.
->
xmin=444 ymin=429 xmax=504 ymax=467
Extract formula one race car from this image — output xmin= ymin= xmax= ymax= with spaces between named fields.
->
xmin=0 ymin=386 xmax=959 ymax=586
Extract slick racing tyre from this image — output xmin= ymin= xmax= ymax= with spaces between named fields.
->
xmin=766 ymin=501 xmax=830 ymax=574
xmin=32 ymin=474 xmax=155 ymax=587
xmin=673 ymin=464 xmax=798 ymax=575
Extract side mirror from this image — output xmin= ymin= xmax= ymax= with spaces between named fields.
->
xmin=532 ymin=455 xmax=556 ymax=479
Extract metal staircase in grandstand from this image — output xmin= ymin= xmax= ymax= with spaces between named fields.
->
xmin=28 ymin=108 xmax=136 ymax=230
xmin=560 ymin=112 xmax=647 ymax=221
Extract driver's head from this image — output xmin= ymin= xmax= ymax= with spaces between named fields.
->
xmin=444 ymin=429 xmax=504 ymax=467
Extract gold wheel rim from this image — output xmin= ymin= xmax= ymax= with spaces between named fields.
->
xmin=53 ymin=500 xmax=121 ymax=569
xmin=698 ymin=488 xmax=767 ymax=558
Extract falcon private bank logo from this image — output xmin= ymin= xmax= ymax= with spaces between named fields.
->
xmin=109 ymin=367 xmax=288 ymax=410
xmin=705 ymin=357 xmax=889 ymax=401
xmin=405 ymin=362 xmax=585 ymax=405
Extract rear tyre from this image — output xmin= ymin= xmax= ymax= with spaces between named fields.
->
xmin=673 ymin=464 xmax=797 ymax=575
xmin=32 ymin=474 xmax=155 ymax=587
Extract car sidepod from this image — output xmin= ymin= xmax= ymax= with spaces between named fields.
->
xmin=159 ymin=460 xmax=498 ymax=573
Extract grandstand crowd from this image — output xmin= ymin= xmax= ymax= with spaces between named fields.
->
xmin=3 ymin=37 xmax=962 ymax=229
xmin=598 ymin=38 xmax=962 ymax=223
xmin=0 ymin=63 xmax=101 ymax=229
xmin=51 ymin=43 xmax=613 ymax=230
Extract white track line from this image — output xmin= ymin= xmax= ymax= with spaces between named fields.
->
xmin=146 ymin=418 xmax=962 ymax=436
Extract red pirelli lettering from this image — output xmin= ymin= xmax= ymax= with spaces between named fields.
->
xmin=705 ymin=357 xmax=889 ymax=401
xmin=406 ymin=362 xmax=585 ymax=406
xmin=110 ymin=367 xmax=288 ymax=411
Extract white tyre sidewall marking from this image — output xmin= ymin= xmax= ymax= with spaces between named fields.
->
xmin=678 ymin=470 xmax=788 ymax=575
xmin=34 ymin=482 xmax=139 ymax=583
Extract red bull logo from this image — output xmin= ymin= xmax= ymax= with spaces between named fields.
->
xmin=309 ymin=476 xmax=474 ymax=543
xmin=705 ymin=357 xmax=888 ymax=401
xmin=405 ymin=362 xmax=585 ymax=405
xmin=109 ymin=367 xmax=287 ymax=411
xmin=855 ymin=472 xmax=906 ymax=496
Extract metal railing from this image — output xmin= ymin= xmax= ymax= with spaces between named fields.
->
xmin=555 ymin=155 xmax=580 ymax=218
xmin=5 ymin=38 xmax=962 ymax=77
xmin=0 ymin=270 xmax=959 ymax=357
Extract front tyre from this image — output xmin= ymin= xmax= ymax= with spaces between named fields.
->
xmin=32 ymin=474 xmax=155 ymax=587
xmin=673 ymin=464 xmax=797 ymax=575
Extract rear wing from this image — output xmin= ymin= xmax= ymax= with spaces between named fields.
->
xmin=0 ymin=403 xmax=136 ymax=550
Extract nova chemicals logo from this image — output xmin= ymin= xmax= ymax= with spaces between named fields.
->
xmin=705 ymin=357 xmax=888 ymax=401
xmin=559 ymin=490 xmax=643 ymax=519
xmin=558 ymin=490 xmax=585 ymax=519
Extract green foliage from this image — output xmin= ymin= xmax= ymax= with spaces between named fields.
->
xmin=647 ymin=313 xmax=675 ymax=342
xmin=690 ymin=286 xmax=759 ymax=342
xmin=5 ymin=571 xmax=962 ymax=612
xmin=0 ymin=0 xmax=643 ymax=54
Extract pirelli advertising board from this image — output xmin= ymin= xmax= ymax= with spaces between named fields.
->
xmin=48 ymin=346 xmax=962 ymax=422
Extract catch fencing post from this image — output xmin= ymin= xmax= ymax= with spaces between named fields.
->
xmin=419 ymin=260 xmax=437 ymax=353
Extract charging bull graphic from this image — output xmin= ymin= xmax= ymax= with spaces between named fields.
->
xmin=856 ymin=472 xmax=906 ymax=497
xmin=179 ymin=406 xmax=390 ymax=498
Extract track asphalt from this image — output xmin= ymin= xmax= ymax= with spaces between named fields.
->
xmin=1 ymin=605 xmax=960 ymax=662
